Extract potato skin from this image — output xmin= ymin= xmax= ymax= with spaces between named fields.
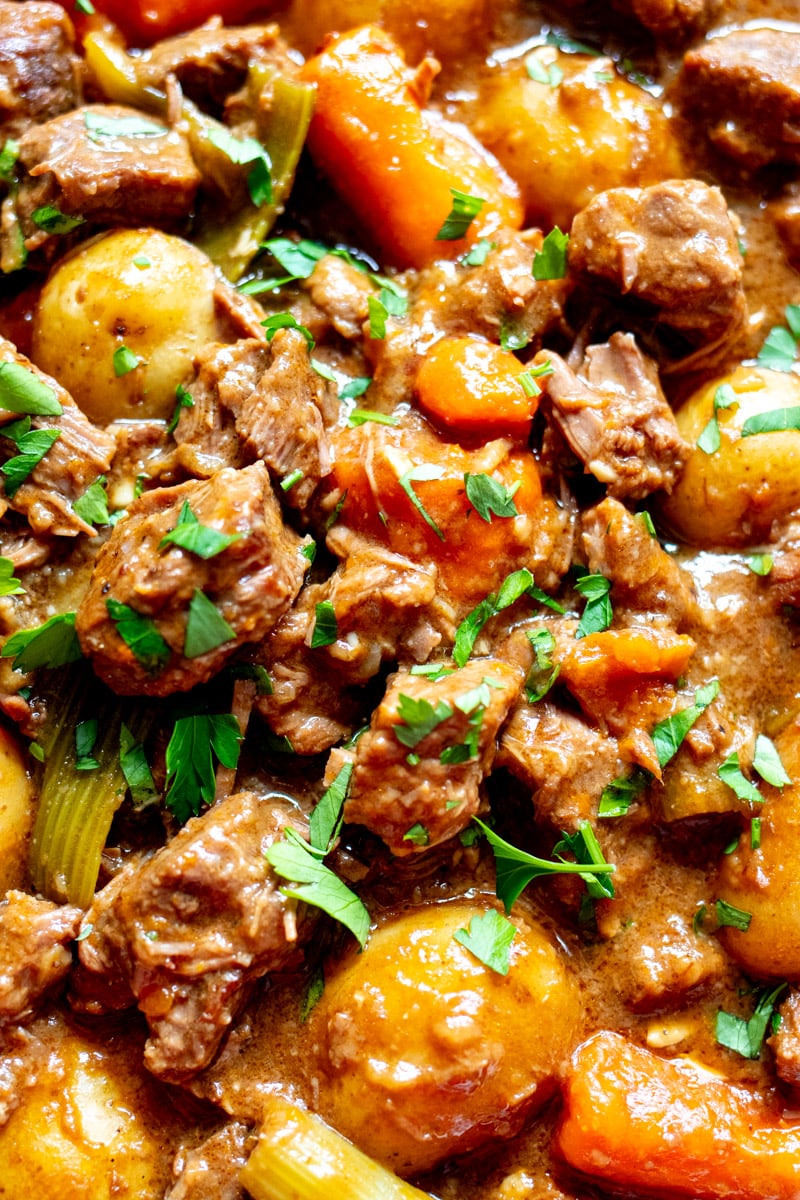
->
xmin=0 ymin=722 xmax=33 ymax=894
xmin=473 ymin=53 xmax=681 ymax=229
xmin=661 ymin=366 xmax=800 ymax=547
xmin=717 ymin=716 xmax=800 ymax=978
xmin=307 ymin=897 xmax=582 ymax=1176
xmin=31 ymin=229 xmax=221 ymax=425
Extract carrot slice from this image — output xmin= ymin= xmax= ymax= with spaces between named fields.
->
xmin=560 ymin=628 xmax=695 ymax=694
xmin=415 ymin=336 xmax=536 ymax=439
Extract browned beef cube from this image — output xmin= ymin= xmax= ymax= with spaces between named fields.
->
xmin=0 ymin=1 xmax=80 ymax=144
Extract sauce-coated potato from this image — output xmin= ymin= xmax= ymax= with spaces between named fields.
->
xmin=284 ymin=0 xmax=491 ymax=63
xmin=307 ymin=898 xmax=581 ymax=1176
xmin=0 ymin=722 xmax=33 ymax=894
xmin=473 ymin=52 xmax=681 ymax=229
xmin=661 ymin=366 xmax=800 ymax=547
xmin=717 ymin=716 xmax=800 ymax=978
xmin=32 ymin=230 xmax=221 ymax=425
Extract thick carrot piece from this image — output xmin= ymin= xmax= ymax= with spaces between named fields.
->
xmin=560 ymin=628 xmax=696 ymax=693
xmin=556 ymin=1031 xmax=800 ymax=1200
xmin=416 ymin=336 xmax=536 ymax=439
xmin=301 ymin=25 xmax=523 ymax=269
xmin=57 ymin=0 xmax=265 ymax=44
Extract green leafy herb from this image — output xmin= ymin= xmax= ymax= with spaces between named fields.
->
xmin=436 ymin=188 xmax=486 ymax=241
xmin=84 ymin=111 xmax=166 ymax=140
xmin=132 ymin=254 xmax=150 ymax=268
xmin=74 ymin=719 xmax=99 ymax=771
xmin=751 ymin=816 xmax=762 ymax=849
xmin=73 ymin=476 xmax=109 ymax=527
xmin=574 ymin=572 xmax=612 ymax=638
xmin=225 ymin=662 xmax=273 ymax=695
xmin=461 ymin=238 xmax=495 ymax=266
xmin=31 ymin=205 xmax=85 ymax=235
xmin=403 ymin=822 xmax=430 ymax=845
xmin=517 ymin=357 xmax=554 ymax=400
xmin=160 ymin=500 xmax=242 ymax=560
xmin=106 ymin=598 xmax=170 ymax=674
xmin=0 ymin=362 xmax=62 ymax=416
xmin=339 ymin=376 xmax=372 ymax=400
xmin=262 ymin=237 xmax=326 ymax=280
xmin=261 ymin=312 xmax=315 ymax=351
xmin=1 ymin=422 xmax=60 ymax=496
xmin=525 ymin=628 xmax=560 ymax=703
xmin=310 ymin=358 xmax=338 ymax=385
xmin=464 ymin=473 xmax=520 ymax=522
xmin=454 ymin=568 xmax=549 ymax=668
xmin=741 ymin=408 xmax=800 ymax=437
xmin=309 ymin=762 xmax=353 ymax=854
xmin=597 ymin=767 xmax=651 ymax=818
xmin=715 ymin=898 xmax=752 ymax=931
xmin=476 ymin=817 xmax=615 ymax=912
xmin=454 ymin=908 xmax=516 ymax=975
xmin=164 ymin=712 xmax=242 ymax=823
xmin=367 ymin=293 xmax=389 ymax=339
xmin=747 ymin=553 xmax=773 ymax=576
xmin=718 ymin=751 xmax=762 ymax=803
xmin=554 ymin=823 xmax=615 ymax=900
xmin=651 ymin=679 xmax=720 ymax=768
xmin=301 ymin=540 xmax=317 ymax=564
xmin=311 ymin=600 xmax=337 ymax=649
xmin=75 ymin=2 xmax=96 ymax=17
xmin=499 ymin=318 xmax=529 ymax=353
xmin=532 ymin=227 xmax=569 ymax=280
xmin=207 ymin=126 xmax=272 ymax=207
xmin=301 ymin=962 xmax=325 ymax=1022
xmin=752 ymin=734 xmax=791 ymax=787
xmin=756 ymin=305 xmax=800 ymax=372
xmin=167 ymin=383 xmax=194 ymax=434
xmin=692 ymin=903 xmax=707 ymax=935
xmin=119 ymin=722 xmax=158 ymax=808
xmin=398 ymin=465 xmax=446 ymax=540
xmin=394 ymin=693 xmax=453 ymax=749
xmin=29 ymin=741 xmax=44 ymax=763
xmin=716 ymin=983 xmax=786 ymax=1060
xmin=280 ymin=468 xmax=304 ymax=491
xmin=184 ymin=589 xmax=236 ymax=658
xmin=2 ymin=611 xmax=82 ymax=672
xmin=544 ymin=30 xmax=600 ymax=55
xmin=266 ymin=828 xmax=370 ymax=947
xmin=325 ymin=489 xmax=347 ymax=531
xmin=0 ymin=139 xmax=19 ymax=182
xmin=697 ymin=383 xmax=738 ymax=455
xmin=113 ymin=346 xmax=143 ymax=377
xmin=525 ymin=52 xmax=563 ymax=87
xmin=0 ymin=557 xmax=24 ymax=596
xmin=347 ymin=409 xmax=399 ymax=427
xmin=410 ymin=663 xmax=454 ymax=681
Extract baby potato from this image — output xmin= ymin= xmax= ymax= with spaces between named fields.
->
xmin=0 ymin=722 xmax=33 ymax=894
xmin=473 ymin=51 xmax=681 ymax=230
xmin=661 ymin=366 xmax=800 ymax=547
xmin=284 ymin=0 xmax=491 ymax=63
xmin=32 ymin=229 xmax=220 ymax=425
xmin=307 ymin=898 xmax=581 ymax=1176
xmin=717 ymin=716 xmax=800 ymax=978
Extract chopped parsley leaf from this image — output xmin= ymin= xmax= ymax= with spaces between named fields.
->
xmin=262 ymin=237 xmax=327 ymax=280
xmin=84 ymin=111 xmax=166 ymax=140
xmin=454 ymin=568 xmax=559 ymax=668
xmin=403 ymin=822 xmax=430 ymax=845
xmin=73 ymin=476 xmax=110 ymax=527
xmin=651 ymin=679 xmax=720 ymax=769
xmin=598 ymin=767 xmax=651 ymax=817
xmin=0 ymin=362 xmax=62 ymax=417
xmin=339 ymin=376 xmax=372 ymax=400
xmin=106 ymin=598 xmax=170 ymax=674
xmin=398 ymin=465 xmax=446 ymax=540
xmin=310 ymin=762 xmax=353 ymax=854
xmin=2 ymin=611 xmax=82 ymax=672
xmin=0 ymin=557 xmax=24 ymax=596
xmin=266 ymin=828 xmax=370 ymax=947
xmin=756 ymin=305 xmax=800 ymax=372
xmin=638 ymin=509 xmax=657 ymax=537
xmin=167 ymin=384 xmax=194 ymax=434
xmin=184 ymin=589 xmax=236 ymax=658
xmin=574 ymin=572 xmax=612 ymax=638
xmin=160 ymin=501 xmax=241 ymax=559
xmin=394 ymin=694 xmax=453 ymax=749
xmin=1 ymin=422 xmax=60 ymax=496
xmin=525 ymin=628 xmax=560 ymax=703
xmin=751 ymin=816 xmax=762 ymax=849
xmin=741 ymin=407 xmax=800 ymax=437
xmin=461 ymin=238 xmax=496 ymax=266
xmin=31 ymin=205 xmax=85 ymax=235
xmin=747 ymin=553 xmax=773 ymax=576
xmin=544 ymin=30 xmax=600 ymax=55
xmin=311 ymin=600 xmax=337 ymax=649
xmin=436 ymin=188 xmax=486 ymax=241
xmin=718 ymin=750 xmax=762 ymax=803
xmin=454 ymin=909 xmax=516 ymax=975
xmin=532 ymin=227 xmax=569 ymax=280
xmin=261 ymin=312 xmax=314 ymax=351
xmin=499 ymin=318 xmax=529 ymax=352
xmin=476 ymin=817 xmax=615 ymax=912
xmin=525 ymin=52 xmax=564 ymax=87
xmin=280 ymin=468 xmax=304 ymax=491
xmin=164 ymin=712 xmax=242 ymax=822
xmin=716 ymin=983 xmax=787 ymax=1060
xmin=752 ymin=734 xmax=791 ymax=787
xmin=74 ymin=718 xmax=99 ymax=771
xmin=119 ymin=723 xmax=158 ymax=808
xmin=348 ymin=408 xmax=399 ymax=427
xmin=113 ymin=346 xmax=143 ymax=377
xmin=301 ymin=962 xmax=325 ymax=1022
xmin=715 ymin=898 xmax=752 ymax=931
xmin=207 ymin=126 xmax=272 ymax=207
xmin=0 ymin=139 xmax=19 ymax=182
xmin=697 ymin=383 xmax=738 ymax=455
xmin=464 ymin=472 xmax=520 ymax=522
xmin=554 ymin=823 xmax=615 ymax=900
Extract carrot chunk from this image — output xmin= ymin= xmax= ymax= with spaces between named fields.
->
xmin=560 ymin=628 xmax=696 ymax=694
xmin=415 ymin=336 xmax=536 ymax=439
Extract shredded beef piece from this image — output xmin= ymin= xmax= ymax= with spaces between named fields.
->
xmin=539 ymin=334 xmax=690 ymax=499
xmin=15 ymin=103 xmax=200 ymax=252
xmin=582 ymin=496 xmax=698 ymax=630
xmin=167 ymin=1121 xmax=255 ymax=1200
xmin=344 ymin=656 xmax=525 ymax=855
xmin=71 ymin=792 xmax=307 ymax=1082
xmin=769 ymin=516 xmax=800 ymax=610
xmin=0 ymin=891 xmax=82 ymax=1026
xmin=771 ymin=989 xmax=800 ymax=1088
xmin=305 ymin=253 xmax=375 ymax=341
xmin=568 ymin=180 xmax=746 ymax=361
xmin=681 ymin=30 xmax=800 ymax=169
xmin=76 ymin=463 xmax=308 ymax=697
xmin=0 ymin=1 xmax=80 ymax=144
xmin=0 ymin=336 xmax=116 ymax=537
xmin=612 ymin=0 xmax=718 ymax=37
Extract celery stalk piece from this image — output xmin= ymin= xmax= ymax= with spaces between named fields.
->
xmin=240 ymin=1096 xmax=432 ymax=1200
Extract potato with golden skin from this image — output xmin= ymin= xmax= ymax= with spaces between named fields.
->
xmin=307 ymin=898 xmax=582 ymax=1176
xmin=31 ymin=229 xmax=222 ymax=425
xmin=473 ymin=51 xmax=682 ymax=230
xmin=661 ymin=366 xmax=800 ymax=547
xmin=0 ymin=723 xmax=33 ymax=894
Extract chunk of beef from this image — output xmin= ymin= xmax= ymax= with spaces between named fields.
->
xmin=0 ymin=1 xmax=80 ymax=144
xmin=582 ymin=496 xmax=698 ymax=630
xmin=538 ymin=334 xmax=690 ymax=499
xmin=15 ymin=104 xmax=200 ymax=252
xmin=344 ymin=656 xmax=525 ymax=855
xmin=76 ymin=463 xmax=308 ymax=697
xmin=612 ymin=0 xmax=718 ymax=38
xmin=497 ymin=700 xmax=626 ymax=830
xmin=569 ymin=180 xmax=746 ymax=361
xmin=771 ymin=184 xmax=800 ymax=269
xmin=257 ymin=535 xmax=440 ymax=754
xmin=167 ymin=1121 xmax=254 ymax=1200
xmin=0 ymin=891 xmax=82 ymax=1025
xmin=0 ymin=336 xmax=116 ymax=537
xmin=769 ymin=515 xmax=800 ymax=610
xmin=71 ymin=792 xmax=307 ymax=1082
xmin=305 ymin=253 xmax=375 ymax=341
xmin=175 ymin=331 xmax=336 ymax=509
xmin=681 ymin=30 xmax=800 ymax=169
xmin=771 ymin=989 xmax=800 ymax=1088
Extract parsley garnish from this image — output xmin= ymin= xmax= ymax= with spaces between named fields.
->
xmin=0 ymin=557 xmax=24 ymax=596
xmin=718 ymin=751 xmax=761 ymax=803
xmin=367 ymin=287 xmax=407 ymax=339
xmin=464 ymin=472 xmax=520 ymax=521
xmin=756 ymin=305 xmax=800 ymax=372
xmin=454 ymin=568 xmax=562 ymax=668
xmin=752 ymin=734 xmax=791 ymax=786
xmin=554 ymin=823 xmax=615 ymax=900
xmin=715 ymin=898 xmax=752 ymax=931
xmin=746 ymin=554 xmax=773 ymax=576
xmin=132 ymin=254 xmax=150 ymax=268
xmin=262 ymin=237 xmax=327 ymax=280
xmin=184 ymin=589 xmax=235 ymax=658
xmin=339 ymin=377 xmax=372 ymax=400
xmin=525 ymin=628 xmax=560 ymax=702
xmin=398 ymin=465 xmax=446 ymax=540
xmin=160 ymin=501 xmax=241 ymax=559
xmin=74 ymin=718 xmax=99 ymax=771
xmin=436 ymin=188 xmax=486 ymax=241
xmin=164 ymin=712 xmax=242 ymax=823
xmin=598 ymin=766 xmax=650 ymax=817
xmin=31 ymin=205 xmax=85 ymax=235
xmin=113 ymin=346 xmax=143 ymax=377
xmin=499 ymin=317 xmax=529 ymax=352
xmin=652 ymin=679 xmax=720 ymax=767
xmin=261 ymin=312 xmax=315 ymax=351
xmin=454 ymin=909 xmax=516 ymax=975
xmin=309 ymin=762 xmax=353 ymax=853
xmin=518 ymin=357 xmax=554 ymax=399
xmin=532 ymin=227 xmax=569 ymax=280
xmin=574 ymin=572 xmax=612 ymax=638
xmin=461 ymin=238 xmax=495 ymax=266
xmin=119 ymin=723 xmax=158 ymax=808
xmin=544 ymin=30 xmax=600 ymax=55
xmin=477 ymin=817 xmax=615 ymax=912
xmin=311 ymin=600 xmax=337 ymax=649
xmin=697 ymin=383 xmax=738 ymax=455
xmin=403 ymin=822 xmax=430 ymax=845
xmin=167 ymin=384 xmax=194 ymax=434
xmin=0 ymin=362 xmax=62 ymax=417
xmin=1 ymin=420 xmax=60 ymax=496
xmin=280 ymin=469 xmax=304 ymax=491
xmin=716 ymin=983 xmax=786 ymax=1060
xmin=394 ymin=694 xmax=453 ymax=749
xmin=301 ymin=962 xmax=325 ymax=1023
xmin=106 ymin=598 xmax=170 ymax=674
xmin=2 ymin=612 xmax=82 ymax=672
xmin=525 ymin=52 xmax=563 ymax=87
xmin=84 ymin=112 xmax=166 ymax=140
xmin=0 ymin=139 xmax=19 ymax=182
xmin=347 ymin=409 xmax=399 ymax=427
xmin=751 ymin=816 xmax=762 ymax=849
xmin=207 ymin=126 xmax=272 ymax=207
xmin=741 ymin=408 xmax=800 ymax=437
xmin=73 ymin=476 xmax=109 ymax=526
xmin=265 ymin=827 xmax=370 ymax=947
